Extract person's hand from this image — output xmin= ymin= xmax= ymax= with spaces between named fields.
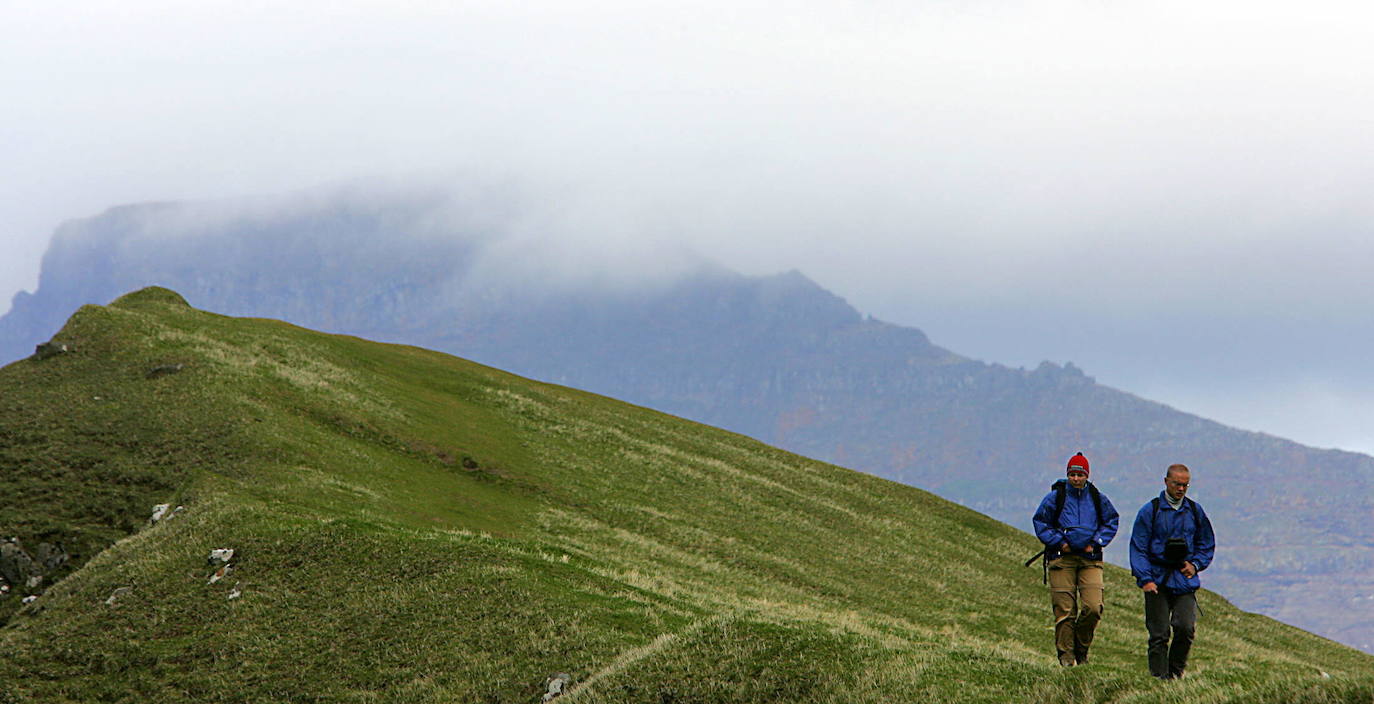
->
xmin=1142 ymin=582 xmax=1158 ymax=594
xmin=1181 ymin=561 xmax=1197 ymax=578
xmin=1060 ymin=542 xmax=1070 ymax=553
xmin=1084 ymin=544 xmax=1094 ymax=554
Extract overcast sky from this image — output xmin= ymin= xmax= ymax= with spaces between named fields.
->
xmin=4 ymin=1 xmax=1372 ymax=454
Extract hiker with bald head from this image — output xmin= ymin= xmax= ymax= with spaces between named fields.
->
xmin=1032 ymin=452 xmax=1120 ymax=667
xmin=1129 ymin=463 xmax=1217 ymax=680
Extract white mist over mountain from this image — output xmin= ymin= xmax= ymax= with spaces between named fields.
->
xmin=3 ymin=1 xmax=1372 ymax=453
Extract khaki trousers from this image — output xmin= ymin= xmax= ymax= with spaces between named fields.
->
xmin=1048 ymin=555 xmax=1105 ymax=662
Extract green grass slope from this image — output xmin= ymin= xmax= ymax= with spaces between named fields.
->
xmin=1 ymin=287 xmax=1370 ymax=704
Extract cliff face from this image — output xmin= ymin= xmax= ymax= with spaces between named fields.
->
xmin=5 ymin=195 xmax=1373 ymax=652
xmin=0 ymin=198 xmax=475 ymax=362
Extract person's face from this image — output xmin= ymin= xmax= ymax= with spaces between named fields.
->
xmin=1165 ymin=471 xmax=1190 ymax=500
xmin=1067 ymin=470 xmax=1088 ymax=489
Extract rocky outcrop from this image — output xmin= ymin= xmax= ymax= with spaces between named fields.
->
xmin=144 ymin=363 xmax=185 ymax=379
xmin=0 ymin=542 xmax=34 ymax=590
xmin=207 ymin=548 xmax=236 ymax=584
xmin=29 ymin=342 xmax=71 ymax=361
xmin=104 ymin=587 xmax=132 ymax=607
xmin=149 ymin=504 xmax=184 ymax=524
xmin=542 ymin=673 xmax=572 ymax=702
xmin=0 ymin=197 xmax=480 ymax=365
xmin=0 ymin=539 xmax=69 ymax=599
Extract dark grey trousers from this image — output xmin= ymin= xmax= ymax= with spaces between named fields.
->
xmin=1144 ymin=591 xmax=1197 ymax=678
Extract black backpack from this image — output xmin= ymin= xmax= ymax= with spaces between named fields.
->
xmin=1150 ymin=495 xmax=1202 ymax=528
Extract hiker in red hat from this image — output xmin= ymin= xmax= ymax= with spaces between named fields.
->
xmin=1032 ymin=452 xmax=1120 ymax=666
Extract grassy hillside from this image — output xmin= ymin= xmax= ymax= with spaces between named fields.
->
xmin=1 ymin=288 xmax=1369 ymax=703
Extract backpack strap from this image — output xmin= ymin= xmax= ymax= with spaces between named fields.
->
xmin=1147 ymin=496 xmax=1164 ymax=568
xmin=1051 ymin=480 xmax=1068 ymax=527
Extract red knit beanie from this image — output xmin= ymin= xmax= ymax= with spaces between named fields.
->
xmin=1067 ymin=452 xmax=1090 ymax=476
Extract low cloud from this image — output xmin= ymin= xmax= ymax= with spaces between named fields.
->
xmin=4 ymin=1 xmax=1374 ymax=452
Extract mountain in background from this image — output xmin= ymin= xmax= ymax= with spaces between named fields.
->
xmin=3 ymin=194 xmax=1372 ymax=654
xmin=3 ymin=287 xmax=1369 ymax=702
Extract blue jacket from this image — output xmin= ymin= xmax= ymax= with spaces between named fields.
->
xmin=1129 ymin=492 xmax=1216 ymax=593
xmin=1032 ymin=481 xmax=1120 ymax=561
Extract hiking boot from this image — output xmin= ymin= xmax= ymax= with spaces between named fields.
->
xmin=1073 ymin=647 xmax=1089 ymax=665
xmin=1058 ymin=653 xmax=1076 ymax=667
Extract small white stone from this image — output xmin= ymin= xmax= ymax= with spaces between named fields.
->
xmin=542 ymin=673 xmax=572 ymax=702
xmin=208 ymin=564 xmax=234 ymax=584
xmin=207 ymin=548 xmax=235 ymax=566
